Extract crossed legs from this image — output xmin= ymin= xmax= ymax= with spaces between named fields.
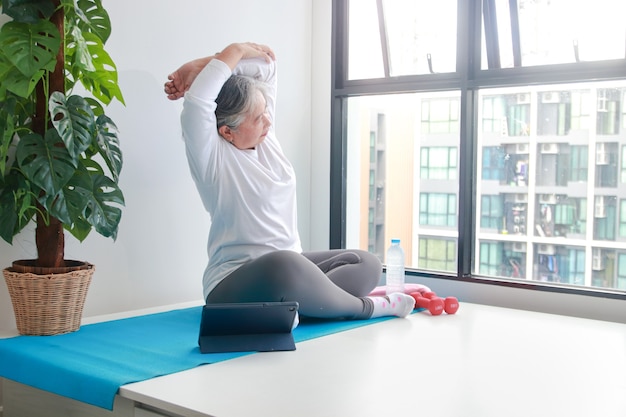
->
xmin=206 ymin=249 xmax=414 ymax=320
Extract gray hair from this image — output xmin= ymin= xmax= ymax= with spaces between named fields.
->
xmin=215 ymin=75 xmax=268 ymax=131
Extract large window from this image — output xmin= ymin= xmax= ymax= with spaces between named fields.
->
xmin=332 ymin=0 xmax=626 ymax=296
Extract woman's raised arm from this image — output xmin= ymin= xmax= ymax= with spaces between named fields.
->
xmin=163 ymin=42 xmax=275 ymax=101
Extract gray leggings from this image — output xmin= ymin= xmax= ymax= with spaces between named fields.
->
xmin=205 ymin=249 xmax=381 ymax=320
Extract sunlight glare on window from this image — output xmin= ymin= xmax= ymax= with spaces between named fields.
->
xmin=348 ymin=0 xmax=384 ymax=80
xmin=484 ymin=0 xmax=626 ymax=68
xmin=348 ymin=0 xmax=457 ymax=80
xmin=382 ymin=0 xmax=457 ymax=76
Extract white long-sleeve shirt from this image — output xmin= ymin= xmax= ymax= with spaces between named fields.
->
xmin=181 ymin=58 xmax=302 ymax=299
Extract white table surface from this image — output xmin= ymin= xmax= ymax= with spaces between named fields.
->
xmin=119 ymin=302 xmax=626 ymax=417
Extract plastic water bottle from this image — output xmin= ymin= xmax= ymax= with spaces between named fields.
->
xmin=386 ymin=238 xmax=405 ymax=295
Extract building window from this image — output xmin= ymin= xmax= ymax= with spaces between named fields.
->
xmin=537 ymin=92 xmax=571 ymax=136
xmin=554 ymin=197 xmax=586 ymax=237
xmin=621 ymin=146 xmax=626 ymax=183
xmin=570 ymin=90 xmax=591 ymax=132
xmin=479 ymin=241 xmax=503 ymax=276
xmin=620 ymin=200 xmax=626 ymax=238
xmin=481 ymin=146 xmax=505 ymax=181
xmin=480 ymin=195 xmax=503 ymax=230
xmin=418 ymin=237 xmax=456 ymax=273
xmin=592 ymin=249 xmax=615 ymax=288
xmin=597 ymin=88 xmax=622 ymax=135
xmin=570 ymin=145 xmax=588 ymax=183
xmin=421 ymin=147 xmax=457 ymax=180
xmin=595 ymin=142 xmax=618 ymax=187
xmin=566 ymin=248 xmax=586 ymax=286
xmin=507 ymin=98 xmax=530 ymax=137
xmin=421 ymin=98 xmax=459 ymax=134
xmin=618 ymin=253 xmax=626 ymax=290
xmin=594 ymin=196 xmax=617 ymax=241
xmin=481 ymin=96 xmax=505 ymax=133
xmin=419 ymin=193 xmax=457 ymax=227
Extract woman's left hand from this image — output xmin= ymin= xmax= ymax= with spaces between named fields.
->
xmin=217 ymin=42 xmax=275 ymax=70
xmin=238 ymin=42 xmax=276 ymax=62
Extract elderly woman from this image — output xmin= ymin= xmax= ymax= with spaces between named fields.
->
xmin=164 ymin=42 xmax=414 ymax=323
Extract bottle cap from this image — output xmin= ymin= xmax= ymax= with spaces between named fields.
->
xmin=391 ymin=238 xmax=400 ymax=244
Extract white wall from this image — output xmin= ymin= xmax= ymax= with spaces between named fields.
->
xmin=0 ymin=0 xmax=332 ymax=332
xmin=310 ymin=0 xmax=333 ymax=250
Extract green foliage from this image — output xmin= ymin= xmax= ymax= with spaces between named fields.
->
xmin=1 ymin=0 xmax=55 ymax=23
xmin=0 ymin=0 xmax=125 ymax=245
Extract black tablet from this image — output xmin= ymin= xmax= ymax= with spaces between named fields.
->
xmin=198 ymin=301 xmax=299 ymax=354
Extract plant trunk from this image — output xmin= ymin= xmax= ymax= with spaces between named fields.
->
xmin=34 ymin=1 xmax=65 ymax=268
xmin=36 ymin=209 xmax=65 ymax=268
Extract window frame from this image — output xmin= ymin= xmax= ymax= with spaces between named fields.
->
xmin=330 ymin=0 xmax=626 ymax=301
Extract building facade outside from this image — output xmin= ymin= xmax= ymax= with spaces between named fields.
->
xmin=350 ymin=82 xmax=626 ymax=291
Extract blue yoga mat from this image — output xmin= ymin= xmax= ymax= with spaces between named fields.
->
xmin=0 ymin=307 xmax=395 ymax=410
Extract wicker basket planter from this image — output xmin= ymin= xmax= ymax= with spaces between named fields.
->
xmin=3 ymin=261 xmax=95 ymax=335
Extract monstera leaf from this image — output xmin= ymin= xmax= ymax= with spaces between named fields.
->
xmin=15 ymin=130 xmax=75 ymax=198
xmin=70 ymin=0 xmax=111 ymax=43
xmin=95 ymin=114 xmax=122 ymax=181
xmin=77 ymin=170 xmax=123 ymax=240
xmin=1 ymin=0 xmax=55 ymax=23
xmin=0 ymin=20 xmax=60 ymax=96
xmin=50 ymin=92 xmax=97 ymax=160
xmin=0 ymin=172 xmax=36 ymax=243
xmin=50 ymin=161 xmax=124 ymax=241
xmin=72 ymin=31 xmax=124 ymax=105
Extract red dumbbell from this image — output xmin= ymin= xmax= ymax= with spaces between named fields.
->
xmin=420 ymin=291 xmax=460 ymax=315
xmin=410 ymin=292 xmax=444 ymax=315
xmin=442 ymin=296 xmax=459 ymax=314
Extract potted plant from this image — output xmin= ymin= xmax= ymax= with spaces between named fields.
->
xmin=0 ymin=0 xmax=125 ymax=335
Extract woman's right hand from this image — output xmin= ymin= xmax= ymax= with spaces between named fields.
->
xmin=164 ymin=56 xmax=213 ymax=101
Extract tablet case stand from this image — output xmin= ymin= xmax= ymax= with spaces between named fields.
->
xmin=198 ymin=301 xmax=299 ymax=354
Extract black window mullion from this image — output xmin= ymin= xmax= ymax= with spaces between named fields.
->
xmin=508 ymin=0 xmax=522 ymax=67
xmin=457 ymin=0 xmax=481 ymax=279
xmin=332 ymin=0 xmax=348 ymax=90
xmin=458 ymin=88 xmax=478 ymax=279
xmin=471 ymin=60 xmax=626 ymax=89
xmin=329 ymin=96 xmax=347 ymax=250
xmin=375 ymin=0 xmax=391 ymax=78
xmin=329 ymin=0 xmax=349 ymax=249
xmin=482 ymin=0 xmax=501 ymax=69
xmin=337 ymin=74 xmax=462 ymax=97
